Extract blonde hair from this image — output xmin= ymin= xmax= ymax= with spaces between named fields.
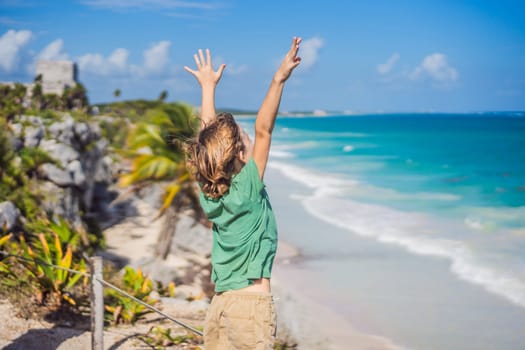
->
xmin=186 ymin=113 xmax=245 ymax=199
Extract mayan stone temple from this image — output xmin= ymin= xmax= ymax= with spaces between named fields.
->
xmin=1 ymin=60 xmax=78 ymax=97
xmin=35 ymin=60 xmax=78 ymax=95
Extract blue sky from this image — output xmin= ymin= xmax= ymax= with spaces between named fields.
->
xmin=1 ymin=0 xmax=524 ymax=112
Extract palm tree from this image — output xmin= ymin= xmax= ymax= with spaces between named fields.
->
xmin=158 ymin=90 xmax=168 ymax=102
xmin=119 ymin=103 xmax=205 ymax=259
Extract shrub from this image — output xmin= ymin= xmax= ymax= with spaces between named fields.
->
xmin=17 ymin=233 xmax=87 ymax=307
xmin=104 ymin=266 xmax=157 ymax=324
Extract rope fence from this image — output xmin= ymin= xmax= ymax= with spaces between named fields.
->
xmin=0 ymin=252 xmax=204 ymax=350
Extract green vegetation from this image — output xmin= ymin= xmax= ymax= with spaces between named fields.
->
xmin=113 ymin=88 xmax=121 ymax=99
xmin=0 ymin=77 xmax=212 ymax=345
xmin=0 ymin=78 xmax=100 ymax=314
xmin=104 ymin=266 xmax=157 ymax=324
xmin=0 ymin=234 xmax=13 ymax=273
xmin=99 ymin=117 xmax=129 ymax=149
xmin=0 ymin=215 xmax=91 ymax=309
xmin=17 ymin=233 xmax=87 ymax=307
xmin=96 ymin=99 xmax=188 ymax=122
xmin=216 ymin=107 xmax=258 ymax=115
xmin=0 ymin=83 xmax=26 ymax=120
xmin=158 ymin=90 xmax=168 ymax=102
xmin=0 ymin=121 xmax=48 ymax=221
xmin=140 ymin=326 xmax=202 ymax=349
xmin=157 ymin=280 xmax=177 ymax=298
xmin=274 ymin=340 xmax=299 ymax=350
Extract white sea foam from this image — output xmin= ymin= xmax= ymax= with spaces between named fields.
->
xmin=325 ymin=131 xmax=368 ymax=138
xmin=269 ymin=161 xmax=525 ymax=309
xmin=456 ymin=205 xmax=525 ymax=232
xmin=343 ymin=145 xmax=355 ymax=152
xmin=270 ymin=149 xmax=295 ymax=159
xmin=464 ymin=216 xmax=486 ymax=230
xmin=268 ymin=161 xmax=358 ymax=190
xmin=466 ymin=206 xmax=525 ymax=223
xmin=345 ymin=184 xmax=461 ymax=202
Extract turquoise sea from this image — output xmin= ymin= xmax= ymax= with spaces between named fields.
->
xmin=238 ymin=113 xmax=525 ymax=349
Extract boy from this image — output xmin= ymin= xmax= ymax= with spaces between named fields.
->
xmin=185 ymin=37 xmax=301 ymax=349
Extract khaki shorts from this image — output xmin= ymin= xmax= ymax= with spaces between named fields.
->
xmin=204 ymin=290 xmax=277 ymax=350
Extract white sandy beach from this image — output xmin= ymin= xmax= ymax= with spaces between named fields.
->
xmin=268 ymin=167 xmax=407 ymax=350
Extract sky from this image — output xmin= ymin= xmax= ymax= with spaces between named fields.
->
xmin=0 ymin=0 xmax=524 ymax=113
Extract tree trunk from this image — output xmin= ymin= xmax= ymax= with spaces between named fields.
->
xmin=155 ymin=204 xmax=178 ymax=259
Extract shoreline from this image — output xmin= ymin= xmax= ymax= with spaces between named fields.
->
xmin=271 ymin=267 xmax=406 ymax=350
xmin=269 ymin=169 xmax=406 ymax=350
xmin=265 ymin=162 xmax=525 ymax=350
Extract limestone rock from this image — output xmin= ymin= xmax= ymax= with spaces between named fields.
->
xmin=39 ymin=181 xmax=81 ymax=223
xmin=23 ymin=125 xmax=44 ymax=148
xmin=0 ymin=201 xmax=20 ymax=231
xmin=73 ymin=122 xmax=90 ymax=145
xmin=39 ymin=163 xmax=73 ymax=187
xmin=66 ymin=160 xmax=86 ymax=188
xmin=94 ymin=138 xmax=108 ymax=153
xmin=137 ymin=183 xmax=165 ymax=209
xmin=9 ymin=135 xmax=23 ymax=152
xmin=88 ymin=121 xmax=101 ymax=139
xmin=94 ymin=155 xmax=113 ymax=183
xmin=171 ymin=213 xmax=211 ymax=257
xmin=9 ymin=123 xmax=23 ymax=137
xmin=19 ymin=115 xmax=43 ymax=126
xmin=131 ymin=255 xmax=189 ymax=286
xmin=39 ymin=139 xmax=79 ymax=167
xmin=49 ymin=115 xmax=76 ymax=145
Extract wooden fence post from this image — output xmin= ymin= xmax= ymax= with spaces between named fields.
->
xmin=90 ymin=256 xmax=104 ymax=350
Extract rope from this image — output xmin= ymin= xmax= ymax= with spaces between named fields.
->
xmin=96 ymin=277 xmax=203 ymax=336
xmin=0 ymin=251 xmax=204 ymax=337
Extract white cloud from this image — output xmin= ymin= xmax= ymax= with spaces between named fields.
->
xmin=300 ymin=36 xmax=324 ymax=70
xmin=144 ymin=40 xmax=171 ymax=74
xmin=78 ymin=53 xmax=108 ymax=74
xmin=0 ymin=29 xmax=33 ymax=72
xmin=377 ymin=53 xmax=400 ymax=74
xmin=77 ymin=41 xmax=173 ymax=78
xmin=77 ymin=48 xmax=130 ymax=76
xmin=37 ymin=39 xmax=69 ymax=61
xmin=410 ymin=53 xmax=458 ymax=82
xmin=107 ymin=48 xmax=129 ymax=71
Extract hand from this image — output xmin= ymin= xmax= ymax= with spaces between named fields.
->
xmin=184 ymin=48 xmax=226 ymax=87
xmin=274 ymin=37 xmax=302 ymax=83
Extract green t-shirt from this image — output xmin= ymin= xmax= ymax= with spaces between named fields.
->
xmin=199 ymin=158 xmax=278 ymax=292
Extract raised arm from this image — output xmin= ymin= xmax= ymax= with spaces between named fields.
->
xmin=184 ymin=49 xmax=226 ymax=129
xmin=253 ymin=37 xmax=301 ymax=179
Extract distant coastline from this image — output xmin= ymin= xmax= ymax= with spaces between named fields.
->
xmin=229 ymin=109 xmax=525 ymax=118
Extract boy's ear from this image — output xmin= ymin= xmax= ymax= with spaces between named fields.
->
xmin=238 ymin=149 xmax=246 ymax=163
